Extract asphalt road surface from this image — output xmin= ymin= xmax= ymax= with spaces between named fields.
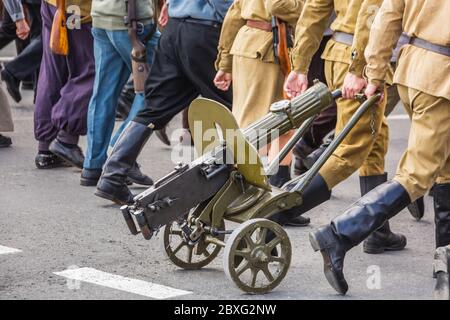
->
xmin=0 ymin=51 xmax=437 ymax=300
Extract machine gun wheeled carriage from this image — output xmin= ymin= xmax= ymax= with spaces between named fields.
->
xmin=120 ymin=81 xmax=381 ymax=294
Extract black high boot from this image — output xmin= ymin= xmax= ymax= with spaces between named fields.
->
xmin=309 ymin=181 xmax=411 ymax=294
xmin=270 ymin=174 xmax=331 ymax=227
xmin=360 ymin=174 xmax=407 ymax=254
xmin=407 ymin=196 xmax=425 ymax=220
xmin=96 ymin=122 xmax=153 ymax=205
xmin=434 ymin=183 xmax=450 ymax=248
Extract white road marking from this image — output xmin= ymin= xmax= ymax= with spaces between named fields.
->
xmin=54 ymin=267 xmax=192 ymax=299
xmin=0 ymin=245 xmax=22 ymax=255
xmin=388 ymin=114 xmax=410 ymax=120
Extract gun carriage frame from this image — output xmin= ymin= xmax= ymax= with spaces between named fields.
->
xmin=120 ymin=82 xmax=381 ymax=294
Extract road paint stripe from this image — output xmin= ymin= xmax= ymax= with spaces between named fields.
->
xmin=0 ymin=245 xmax=22 ymax=255
xmin=54 ymin=267 xmax=192 ymax=299
xmin=388 ymin=114 xmax=409 ymax=120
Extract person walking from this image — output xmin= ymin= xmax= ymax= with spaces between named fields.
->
xmin=309 ymin=0 xmax=450 ymax=295
xmin=34 ymin=0 xmax=94 ymax=169
xmin=94 ymin=0 xmax=233 ymax=204
xmin=80 ymin=0 xmax=160 ymax=186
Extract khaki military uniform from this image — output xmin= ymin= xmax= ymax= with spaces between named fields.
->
xmin=291 ymin=0 xmax=389 ymax=189
xmin=216 ymin=0 xmax=303 ymax=128
xmin=365 ymin=0 xmax=450 ymax=201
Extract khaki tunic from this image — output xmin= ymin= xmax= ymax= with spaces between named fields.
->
xmin=0 ymin=86 xmax=13 ymax=132
xmin=216 ymin=0 xmax=303 ymax=128
xmin=364 ymin=0 xmax=450 ymax=201
xmin=365 ymin=0 xmax=450 ymax=101
xmin=291 ymin=0 xmax=389 ymax=188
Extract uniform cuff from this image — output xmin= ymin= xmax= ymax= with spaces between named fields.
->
xmin=11 ymin=13 xmax=25 ymax=22
xmin=291 ymin=54 xmax=309 ymax=74
xmin=215 ymin=52 xmax=233 ymax=73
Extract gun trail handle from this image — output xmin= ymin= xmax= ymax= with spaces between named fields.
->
xmin=291 ymin=93 xmax=381 ymax=193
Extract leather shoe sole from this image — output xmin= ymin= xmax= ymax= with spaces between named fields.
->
xmin=94 ymin=189 xmax=130 ymax=205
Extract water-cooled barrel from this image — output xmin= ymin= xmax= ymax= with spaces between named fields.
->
xmin=243 ymin=81 xmax=334 ymax=147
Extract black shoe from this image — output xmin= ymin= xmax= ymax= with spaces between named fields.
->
xmin=303 ymin=135 xmax=334 ymax=170
xmin=312 ymin=181 xmax=411 ymax=294
xmin=128 ymin=162 xmax=154 ymax=186
xmin=81 ymin=168 xmax=134 ymax=187
xmin=155 ymin=127 xmax=171 ymax=146
xmin=269 ymin=165 xmax=291 ymax=188
xmin=35 ymin=152 xmax=70 ymax=169
xmin=270 ymin=174 xmax=331 ymax=226
xmin=360 ymin=174 xmax=407 ymax=254
xmin=284 ymin=216 xmax=311 ymax=227
xmin=293 ymin=139 xmax=314 ymax=175
xmin=363 ymin=221 xmax=407 ymax=254
xmin=407 ymin=196 xmax=425 ymax=221
xmin=96 ymin=121 xmax=153 ymax=205
xmin=294 ymin=157 xmax=308 ymax=175
xmin=80 ymin=168 xmax=102 ymax=186
xmin=309 ymin=226 xmax=349 ymax=295
xmin=1 ymin=69 xmax=21 ymax=103
xmin=49 ymin=140 xmax=85 ymax=169
xmin=0 ymin=134 xmax=12 ymax=148
xmin=21 ymin=81 xmax=34 ymax=91
xmin=434 ymin=183 xmax=450 ymax=248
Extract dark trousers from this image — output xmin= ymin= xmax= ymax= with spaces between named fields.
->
xmin=2 ymin=3 xmax=42 ymax=82
xmin=304 ymin=35 xmax=337 ymax=148
xmin=134 ymin=18 xmax=232 ymax=129
xmin=34 ymin=2 xmax=95 ymax=150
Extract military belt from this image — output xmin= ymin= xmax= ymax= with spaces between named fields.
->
xmin=332 ymin=31 xmax=354 ymax=46
xmin=409 ymin=37 xmax=450 ymax=57
xmin=176 ymin=18 xmax=222 ymax=29
xmin=246 ymin=20 xmax=272 ymax=32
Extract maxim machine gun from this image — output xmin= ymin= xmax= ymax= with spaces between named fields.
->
xmin=120 ymin=81 xmax=381 ymax=294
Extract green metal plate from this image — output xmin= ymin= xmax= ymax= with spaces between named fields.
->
xmin=188 ymin=98 xmax=269 ymax=190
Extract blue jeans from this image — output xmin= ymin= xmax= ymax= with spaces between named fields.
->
xmin=84 ymin=25 xmax=160 ymax=169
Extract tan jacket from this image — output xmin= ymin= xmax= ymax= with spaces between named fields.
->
xmin=365 ymin=0 xmax=450 ymax=100
xmin=292 ymin=0 xmax=382 ymax=77
xmin=216 ymin=0 xmax=304 ymax=73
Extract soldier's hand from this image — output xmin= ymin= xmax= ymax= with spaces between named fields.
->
xmin=15 ymin=19 xmax=30 ymax=40
xmin=214 ymin=70 xmax=232 ymax=91
xmin=365 ymin=83 xmax=385 ymax=102
xmin=284 ymin=71 xmax=308 ymax=99
xmin=342 ymin=73 xmax=367 ymax=99
xmin=158 ymin=2 xmax=169 ymax=27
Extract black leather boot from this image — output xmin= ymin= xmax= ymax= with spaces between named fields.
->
xmin=0 ymin=134 xmax=12 ymax=148
xmin=407 ymin=196 xmax=425 ymax=220
xmin=49 ymin=140 xmax=85 ymax=169
xmin=434 ymin=183 xmax=450 ymax=248
xmin=270 ymin=174 xmax=331 ymax=227
xmin=128 ymin=162 xmax=154 ymax=186
xmin=309 ymin=181 xmax=411 ymax=294
xmin=303 ymin=134 xmax=334 ymax=170
xmin=95 ymin=122 xmax=153 ymax=205
xmin=293 ymin=139 xmax=314 ymax=175
xmin=269 ymin=165 xmax=291 ymax=188
xmin=360 ymin=174 xmax=407 ymax=254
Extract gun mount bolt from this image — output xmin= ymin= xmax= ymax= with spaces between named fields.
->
xmin=278 ymin=202 xmax=286 ymax=209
